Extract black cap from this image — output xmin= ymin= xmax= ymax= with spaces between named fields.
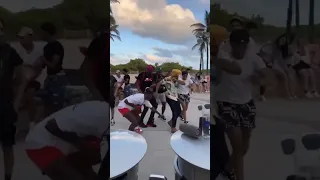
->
xmin=182 ymin=71 xmax=188 ymax=76
xmin=229 ymin=29 xmax=250 ymax=44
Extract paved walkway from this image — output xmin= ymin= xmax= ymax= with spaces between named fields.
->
xmin=1 ymin=94 xmax=320 ymax=180
xmin=110 ymin=93 xmax=210 ymax=180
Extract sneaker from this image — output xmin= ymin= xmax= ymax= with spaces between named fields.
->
xmin=305 ymin=92 xmax=313 ymax=98
xmin=221 ymin=169 xmax=236 ymax=180
xmin=134 ymin=128 xmax=143 ymax=134
xmin=147 ymin=123 xmax=157 ymax=127
xmin=139 ymin=122 xmax=148 ymax=128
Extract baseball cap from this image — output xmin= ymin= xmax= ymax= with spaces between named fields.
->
xmin=229 ymin=29 xmax=250 ymax=44
xmin=17 ymin=27 xmax=33 ymax=37
xmin=116 ymin=70 xmax=121 ymax=73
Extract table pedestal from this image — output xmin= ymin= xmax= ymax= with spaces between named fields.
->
xmin=111 ymin=164 xmax=139 ymax=180
xmin=174 ymin=156 xmax=210 ymax=180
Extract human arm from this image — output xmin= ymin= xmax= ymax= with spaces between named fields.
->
xmin=45 ymin=118 xmax=91 ymax=150
xmin=124 ymin=99 xmax=136 ymax=108
xmin=213 ymin=50 xmax=242 ymax=75
xmin=41 ymin=54 xmax=60 ymax=68
xmin=80 ymin=58 xmax=104 ymax=100
xmin=177 ymin=76 xmax=186 ymax=85
xmin=135 ymin=73 xmax=143 ymax=92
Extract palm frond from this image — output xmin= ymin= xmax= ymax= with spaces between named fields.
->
xmin=110 ymin=33 xmax=121 ymax=41
xmin=110 ymin=0 xmax=120 ymax=3
xmin=190 ymin=23 xmax=206 ymax=29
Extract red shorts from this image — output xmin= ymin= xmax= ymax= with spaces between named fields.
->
xmin=26 ymin=137 xmax=101 ymax=171
xmin=118 ymin=106 xmax=142 ymax=116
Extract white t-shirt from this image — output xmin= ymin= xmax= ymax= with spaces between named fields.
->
xmin=113 ymin=74 xmax=124 ymax=83
xmin=16 ymin=43 xmax=43 ymax=66
xmin=215 ymin=50 xmax=266 ymax=104
xmin=25 ymin=101 xmax=109 ymax=154
xmin=118 ymin=93 xmax=152 ymax=110
xmin=177 ymin=77 xmax=193 ymax=95
xmin=178 ymin=74 xmax=191 ymax=81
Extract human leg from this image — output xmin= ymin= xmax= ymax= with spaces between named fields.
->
xmin=0 ymin=101 xmax=17 ymax=180
xmin=147 ymin=96 xmax=157 ymax=127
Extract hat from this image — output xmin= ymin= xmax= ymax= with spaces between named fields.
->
xmin=17 ymin=27 xmax=33 ymax=37
xmin=146 ymin=65 xmax=154 ymax=72
xmin=229 ymin=29 xmax=250 ymax=44
xmin=116 ymin=70 xmax=121 ymax=73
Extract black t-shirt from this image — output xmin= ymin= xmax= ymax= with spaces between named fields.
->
xmin=0 ymin=44 xmax=23 ymax=100
xmin=137 ymin=72 xmax=157 ymax=92
xmin=124 ymin=74 xmax=130 ymax=85
xmin=43 ymin=41 xmax=64 ymax=75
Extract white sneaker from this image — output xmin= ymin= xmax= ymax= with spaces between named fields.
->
xmin=305 ymin=92 xmax=313 ymax=98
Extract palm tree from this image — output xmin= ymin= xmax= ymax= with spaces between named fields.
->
xmin=309 ymin=0 xmax=314 ymax=43
xmin=110 ymin=0 xmax=121 ymax=41
xmin=191 ymin=11 xmax=210 ymax=74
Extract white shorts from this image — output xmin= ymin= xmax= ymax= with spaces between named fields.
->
xmin=154 ymin=93 xmax=166 ymax=103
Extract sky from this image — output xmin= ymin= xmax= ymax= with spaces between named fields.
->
xmin=214 ymin=0 xmax=320 ymax=26
xmin=110 ymin=0 xmax=210 ymax=69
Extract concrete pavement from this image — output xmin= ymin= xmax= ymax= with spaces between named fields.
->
xmin=1 ymin=94 xmax=320 ymax=180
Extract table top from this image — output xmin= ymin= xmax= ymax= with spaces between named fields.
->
xmin=170 ymin=131 xmax=210 ymax=170
xmin=110 ymin=129 xmax=148 ymax=178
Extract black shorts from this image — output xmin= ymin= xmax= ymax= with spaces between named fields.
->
xmin=0 ymin=101 xmax=17 ymax=146
xmin=292 ymin=61 xmax=311 ymax=72
xmin=216 ymin=100 xmax=256 ymax=129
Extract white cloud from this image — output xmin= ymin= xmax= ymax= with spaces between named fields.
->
xmin=111 ymin=0 xmax=199 ymax=45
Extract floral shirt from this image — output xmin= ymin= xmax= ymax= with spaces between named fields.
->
xmin=163 ymin=77 xmax=179 ymax=101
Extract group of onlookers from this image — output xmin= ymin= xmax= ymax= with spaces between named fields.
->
xmin=0 ymin=20 xmax=66 ymax=180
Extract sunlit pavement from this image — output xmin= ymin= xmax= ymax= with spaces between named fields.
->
xmin=2 ymin=94 xmax=320 ymax=180
xmin=111 ymin=93 xmax=209 ymax=180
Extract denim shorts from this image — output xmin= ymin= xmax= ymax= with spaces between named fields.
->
xmin=38 ymin=72 xmax=69 ymax=108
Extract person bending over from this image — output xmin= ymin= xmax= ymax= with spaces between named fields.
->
xmin=118 ymin=88 xmax=164 ymax=133
xmin=25 ymin=101 xmax=109 ymax=180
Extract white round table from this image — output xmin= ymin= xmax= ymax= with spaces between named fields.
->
xmin=110 ymin=129 xmax=147 ymax=179
xmin=170 ymin=131 xmax=210 ymax=180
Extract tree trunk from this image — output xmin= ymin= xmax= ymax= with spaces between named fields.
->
xmin=206 ymin=42 xmax=209 ymax=75
xmin=295 ymin=0 xmax=300 ymax=30
xmin=309 ymin=0 xmax=315 ymax=43
xmin=287 ymin=0 xmax=293 ymax=34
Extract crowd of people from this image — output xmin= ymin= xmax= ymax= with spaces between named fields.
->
xmin=110 ymin=66 xmax=201 ymax=133
xmin=211 ymin=17 xmax=320 ymax=180
xmin=0 ymin=18 xmax=112 ymax=180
